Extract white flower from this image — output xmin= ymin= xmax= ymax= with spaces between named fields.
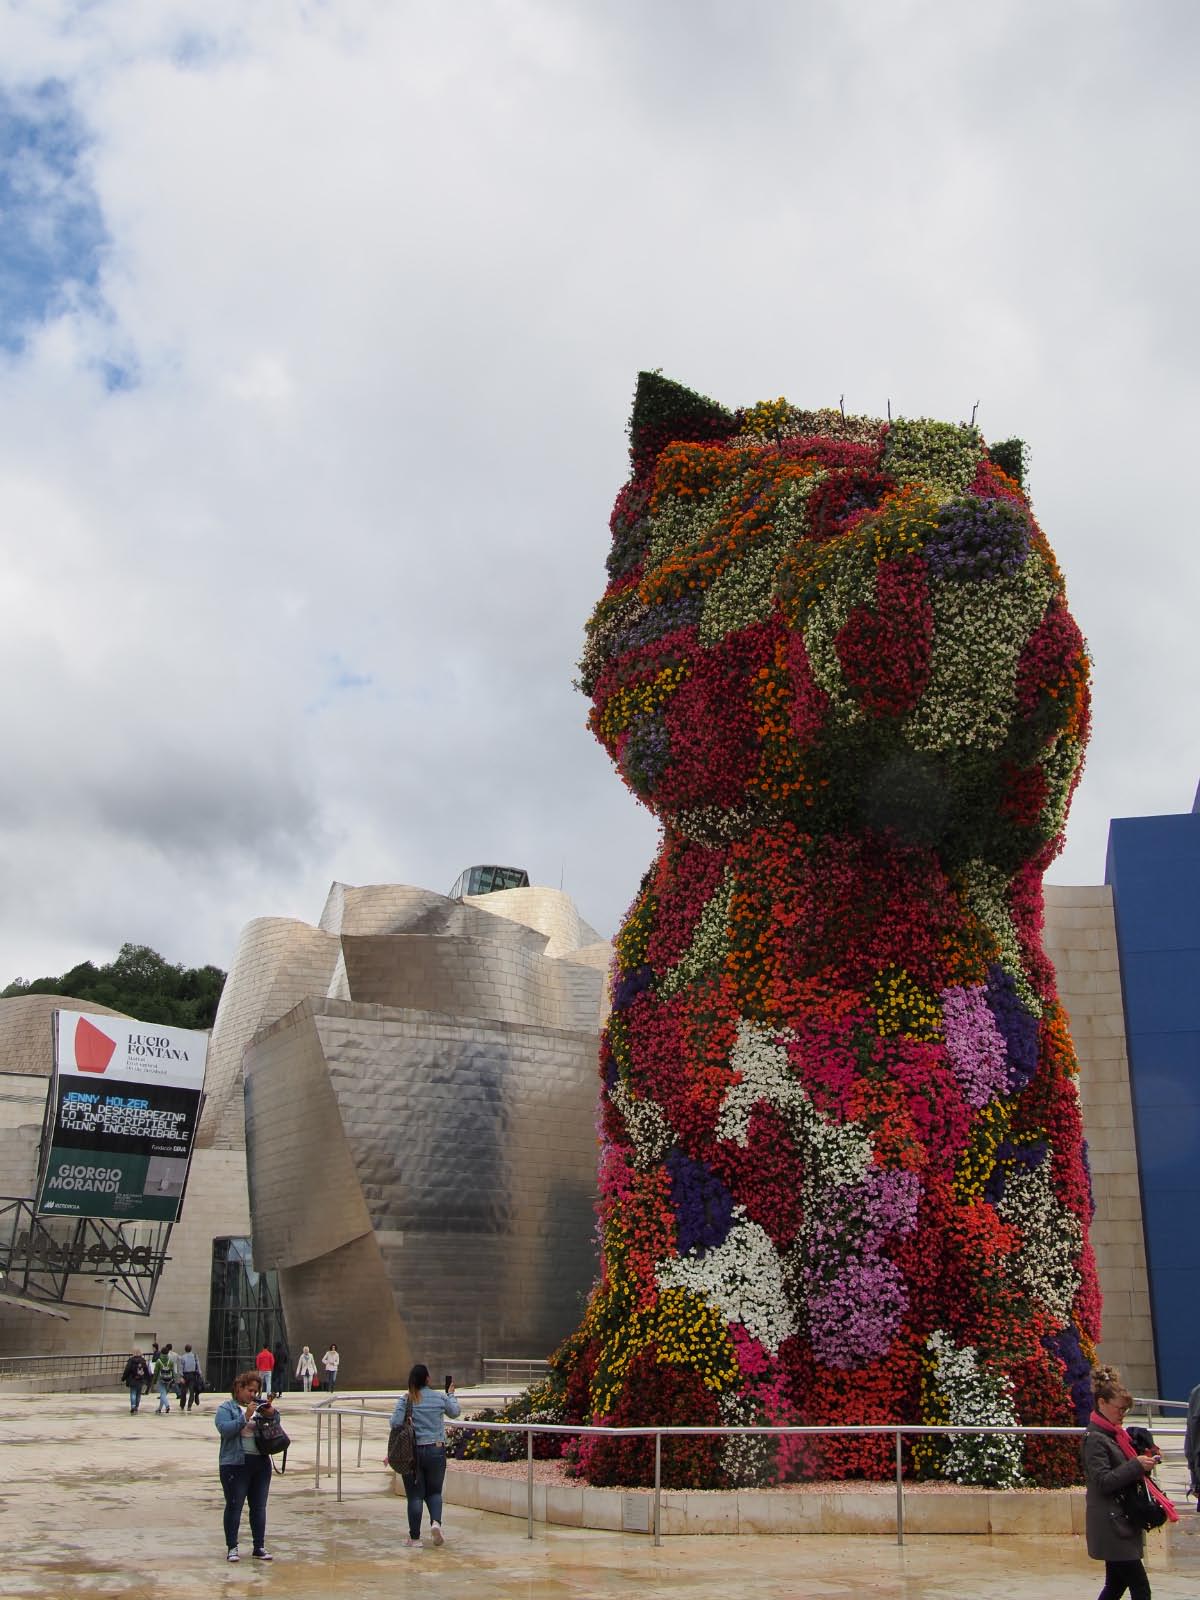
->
xmin=718 ymin=1021 xmax=873 ymax=1188
xmin=657 ymin=1208 xmax=797 ymax=1354
xmin=927 ymin=1329 xmax=1024 ymax=1487
xmin=609 ymin=1082 xmax=673 ymax=1169
xmin=998 ymin=1163 xmax=1082 ymax=1326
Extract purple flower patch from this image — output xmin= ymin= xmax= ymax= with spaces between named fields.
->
xmin=985 ymin=966 xmax=1039 ymax=1093
xmin=666 ymin=1149 xmax=735 ymax=1254
xmin=612 ymin=964 xmax=654 ymax=1012
xmin=925 ymin=496 xmax=1031 ymax=582
xmin=1043 ymin=1326 xmax=1093 ymax=1425
xmin=941 ymin=985 xmax=1009 ymax=1108
xmin=807 ymin=1254 xmax=908 ymax=1369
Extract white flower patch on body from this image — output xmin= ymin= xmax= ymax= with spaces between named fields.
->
xmin=657 ymin=1207 xmax=797 ymax=1354
xmin=718 ymin=1020 xmax=873 ymax=1188
xmin=608 ymin=1082 xmax=674 ymax=1169
xmin=905 ymin=559 xmax=1056 ymax=756
xmin=659 ymin=871 xmax=734 ymax=997
xmin=997 ymin=1163 xmax=1083 ymax=1326
xmin=927 ymin=1329 xmax=1024 ymax=1487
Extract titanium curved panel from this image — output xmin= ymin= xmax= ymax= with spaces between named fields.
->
xmin=247 ymin=1000 xmax=600 ymax=1384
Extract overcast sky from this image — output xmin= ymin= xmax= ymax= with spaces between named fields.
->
xmin=0 ymin=0 xmax=1196 ymax=984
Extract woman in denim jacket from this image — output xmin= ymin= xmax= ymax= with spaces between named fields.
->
xmin=391 ymin=1363 xmax=461 ymax=1548
xmin=214 ymin=1370 xmax=278 ymax=1563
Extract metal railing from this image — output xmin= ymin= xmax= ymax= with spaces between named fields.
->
xmin=480 ymin=1358 xmax=549 ymax=1386
xmin=0 ymin=1351 xmax=126 ymax=1382
xmin=311 ymin=1398 xmax=1095 ymax=1547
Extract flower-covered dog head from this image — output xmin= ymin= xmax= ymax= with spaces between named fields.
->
xmin=579 ymin=373 xmax=1089 ymax=872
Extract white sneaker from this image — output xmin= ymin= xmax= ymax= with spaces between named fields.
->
xmin=430 ymin=1522 xmax=445 ymax=1546
xmin=226 ymin=1548 xmax=240 ymax=1563
xmin=404 ymin=1537 xmax=422 ymax=1549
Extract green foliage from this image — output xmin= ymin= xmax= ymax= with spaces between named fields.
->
xmin=2 ymin=942 xmax=225 ymax=1029
xmin=628 ymin=370 xmax=735 ymax=467
xmin=987 ymin=437 xmax=1029 ymax=488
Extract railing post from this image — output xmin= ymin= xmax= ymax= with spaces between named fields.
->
xmin=314 ymin=1409 xmax=322 ymax=1490
xmin=357 ymin=1395 xmax=365 ymax=1468
xmin=895 ymin=1429 xmax=904 ymax=1546
xmin=527 ymin=1427 xmax=534 ymax=1540
xmin=653 ymin=1432 xmax=662 ymax=1547
xmin=336 ymin=1411 xmax=343 ymax=1503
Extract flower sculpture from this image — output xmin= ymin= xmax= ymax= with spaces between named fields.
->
xmin=559 ymin=373 xmax=1097 ymax=1490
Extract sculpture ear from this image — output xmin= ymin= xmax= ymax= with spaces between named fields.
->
xmin=628 ymin=371 xmax=736 ymax=468
xmin=988 ymin=438 xmax=1028 ymax=488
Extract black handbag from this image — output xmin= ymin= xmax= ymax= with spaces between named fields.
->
xmin=1114 ymin=1477 xmax=1168 ymax=1532
xmin=387 ymin=1396 xmax=416 ymax=1476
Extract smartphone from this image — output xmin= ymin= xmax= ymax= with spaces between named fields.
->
xmin=444 ymin=1374 xmax=453 ymax=1392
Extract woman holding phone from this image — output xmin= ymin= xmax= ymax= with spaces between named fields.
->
xmin=214 ymin=1370 xmax=279 ymax=1562
xmin=390 ymin=1363 xmax=460 ymax=1549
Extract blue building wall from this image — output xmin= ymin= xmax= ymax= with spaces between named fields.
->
xmin=1106 ymin=795 xmax=1200 ymax=1400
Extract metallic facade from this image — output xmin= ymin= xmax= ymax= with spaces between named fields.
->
xmin=236 ymin=883 xmax=609 ymax=1386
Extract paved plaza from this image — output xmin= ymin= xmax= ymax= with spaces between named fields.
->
xmin=4 ymin=1391 xmax=1200 ymax=1598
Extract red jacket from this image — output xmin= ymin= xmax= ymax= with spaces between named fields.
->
xmin=255 ymin=1348 xmax=275 ymax=1371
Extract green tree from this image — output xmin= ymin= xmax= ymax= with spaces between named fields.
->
xmin=2 ymin=943 xmax=225 ymax=1029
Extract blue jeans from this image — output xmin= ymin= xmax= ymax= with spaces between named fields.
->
xmin=220 ymin=1454 xmax=272 ymax=1552
xmin=128 ymin=1384 xmax=141 ymax=1412
xmin=403 ymin=1443 xmax=447 ymax=1540
xmin=156 ymin=1379 xmax=171 ymax=1412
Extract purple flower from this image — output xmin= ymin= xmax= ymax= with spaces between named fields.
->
xmin=612 ymin=964 xmax=654 ymax=1012
xmin=942 ymin=985 xmax=1009 ymax=1107
xmin=985 ymin=966 xmax=1039 ymax=1093
xmin=808 ymin=1254 xmax=908 ymax=1368
xmin=1043 ymin=1326 xmax=1093 ymax=1425
xmin=666 ymin=1149 xmax=735 ymax=1254
xmin=925 ymin=496 xmax=1031 ymax=582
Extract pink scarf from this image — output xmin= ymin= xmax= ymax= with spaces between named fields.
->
xmin=1090 ymin=1410 xmax=1179 ymax=1522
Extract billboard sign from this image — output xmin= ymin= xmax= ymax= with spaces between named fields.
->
xmin=36 ymin=1012 xmax=209 ymax=1222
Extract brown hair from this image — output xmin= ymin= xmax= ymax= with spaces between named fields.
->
xmin=232 ymin=1370 xmax=263 ymax=1399
xmin=1092 ymin=1364 xmax=1132 ymax=1409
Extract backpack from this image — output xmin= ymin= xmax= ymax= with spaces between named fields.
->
xmin=253 ymin=1404 xmax=291 ymax=1472
xmin=387 ymin=1397 xmax=416 ymax=1477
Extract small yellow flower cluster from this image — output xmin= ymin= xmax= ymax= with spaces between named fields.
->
xmin=652 ymin=1287 xmax=740 ymax=1393
xmin=742 ymin=396 xmax=793 ymax=439
xmin=592 ymin=1285 xmax=739 ymax=1413
xmin=954 ymin=1099 xmax=1012 ymax=1201
xmin=596 ymin=661 xmax=688 ymax=743
xmin=615 ymin=888 xmax=656 ymax=971
xmin=871 ymin=967 xmax=943 ymax=1042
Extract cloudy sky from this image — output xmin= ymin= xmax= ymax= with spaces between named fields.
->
xmin=0 ymin=0 xmax=1195 ymax=984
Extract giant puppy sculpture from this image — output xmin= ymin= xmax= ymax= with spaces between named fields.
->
xmin=564 ymin=374 xmax=1097 ymax=1489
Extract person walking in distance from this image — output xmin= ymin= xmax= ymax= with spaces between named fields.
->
xmin=179 ymin=1344 xmax=202 ymax=1411
xmin=391 ymin=1364 xmax=460 ymax=1549
xmin=321 ymin=1344 xmax=340 ymax=1393
xmin=215 ymin=1371 xmax=279 ymax=1563
xmin=255 ymin=1343 xmax=275 ymax=1397
xmin=152 ymin=1345 xmax=175 ymax=1414
xmin=295 ymin=1346 xmax=317 ymax=1393
xmin=120 ymin=1348 xmax=150 ymax=1413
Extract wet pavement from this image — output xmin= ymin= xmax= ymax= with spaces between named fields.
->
xmin=4 ymin=1390 xmax=1200 ymax=1598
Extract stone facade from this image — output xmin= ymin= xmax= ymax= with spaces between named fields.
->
xmin=1042 ymin=885 xmax=1156 ymax=1393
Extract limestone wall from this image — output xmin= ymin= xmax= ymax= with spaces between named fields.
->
xmin=1043 ymin=885 xmax=1157 ymax=1394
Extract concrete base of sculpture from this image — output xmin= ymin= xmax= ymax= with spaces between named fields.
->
xmin=419 ymin=1462 xmax=1090 ymax=1536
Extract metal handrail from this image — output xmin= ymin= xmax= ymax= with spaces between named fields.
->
xmin=0 ymin=1351 xmax=126 ymax=1380
xmin=311 ymin=1397 xmax=1101 ymax=1548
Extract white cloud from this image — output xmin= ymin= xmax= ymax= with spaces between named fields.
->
xmin=0 ymin=0 xmax=1196 ymax=981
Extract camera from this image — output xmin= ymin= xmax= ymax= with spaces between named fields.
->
xmin=444 ymin=1374 xmax=453 ymax=1392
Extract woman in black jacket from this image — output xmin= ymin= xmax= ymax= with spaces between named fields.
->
xmin=1083 ymin=1366 xmax=1173 ymax=1600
